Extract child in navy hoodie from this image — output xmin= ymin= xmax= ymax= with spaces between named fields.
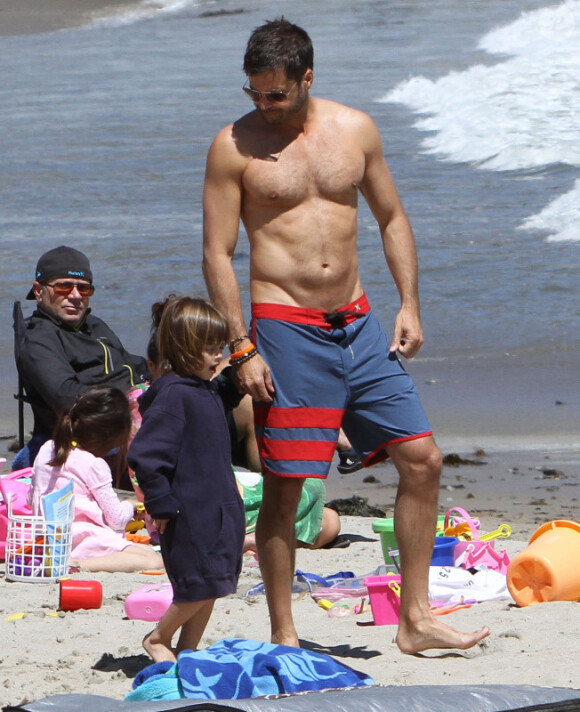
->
xmin=128 ymin=296 xmax=245 ymax=663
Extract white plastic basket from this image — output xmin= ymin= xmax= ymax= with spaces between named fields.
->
xmin=5 ymin=496 xmax=73 ymax=583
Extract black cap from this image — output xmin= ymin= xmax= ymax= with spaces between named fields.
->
xmin=27 ymin=246 xmax=93 ymax=300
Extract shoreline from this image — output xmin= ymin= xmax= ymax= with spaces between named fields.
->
xmin=0 ymin=0 xmax=146 ymax=37
xmin=3 ymin=438 xmax=578 ymax=543
xmin=2 ymin=346 xmax=579 ymax=470
xmin=329 ymin=446 xmax=579 ymax=541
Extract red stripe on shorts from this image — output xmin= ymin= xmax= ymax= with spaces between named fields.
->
xmin=254 ymin=404 xmax=344 ymax=429
xmin=257 ymin=437 xmax=338 ymax=462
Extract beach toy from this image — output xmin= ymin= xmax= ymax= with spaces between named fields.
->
xmin=0 ymin=468 xmax=33 ymax=559
xmin=125 ymin=519 xmax=146 ymax=533
xmin=308 ymin=566 xmax=392 ymax=602
xmin=327 ymin=599 xmax=367 ymax=618
xmin=125 ymin=531 xmax=151 ymax=545
xmin=327 ymin=604 xmax=353 ymax=618
xmin=4 ymin=494 xmax=72 ymax=582
xmin=364 ymin=574 xmax=401 ymax=625
xmin=507 ymin=520 xmax=580 ymax=607
xmin=372 ymin=518 xmax=397 ymax=560
xmin=444 ymin=507 xmax=481 ymax=537
xmin=457 ymin=543 xmax=510 ymax=575
xmin=317 ymin=599 xmax=334 ymax=611
xmin=12 ymin=554 xmax=42 ymax=577
xmin=480 ymin=524 xmax=512 ymax=542
xmin=124 ymin=582 xmax=173 ymax=621
xmin=444 ymin=506 xmax=509 ymax=571
xmin=430 ymin=536 xmax=459 ymax=566
xmin=387 ymin=546 xmax=400 ymax=573
xmin=444 ymin=521 xmax=474 ymax=540
xmin=444 ymin=507 xmax=481 ymax=555
xmin=59 ymin=579 xmax=103 ymax=611
xmin=373 ymin=515 xmax=445 ymax=565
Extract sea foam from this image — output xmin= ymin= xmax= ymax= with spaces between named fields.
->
xmin=90 ymin=0 xmax=199 ymax=29
xmin=380 ymin=0 xmax=580 ymax=243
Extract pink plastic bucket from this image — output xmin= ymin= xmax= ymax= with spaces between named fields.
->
xmin=364 ymin=574 xmax=401 ymax=625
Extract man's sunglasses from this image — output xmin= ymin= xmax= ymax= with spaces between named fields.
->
xmin=44 ymin=281 xmax=95 ymax=296
xmin=242 ymin=81 xmax=297 ymax=103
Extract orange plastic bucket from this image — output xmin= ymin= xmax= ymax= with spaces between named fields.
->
xmin=507 ymin=520 xmax=580 ymax=607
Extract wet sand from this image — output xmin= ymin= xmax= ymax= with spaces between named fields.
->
xmin=0 ymin=0 xmax=144 ymax=37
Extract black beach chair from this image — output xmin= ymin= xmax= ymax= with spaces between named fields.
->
xmin=13 ymin=300 xmax=27 ymax=451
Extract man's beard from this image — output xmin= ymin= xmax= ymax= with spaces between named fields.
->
xmin=258 ymin=90 xmax=307 ymax=126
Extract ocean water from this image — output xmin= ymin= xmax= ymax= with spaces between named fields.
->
xmin=1 ymin=0 xmax=578 ymax=451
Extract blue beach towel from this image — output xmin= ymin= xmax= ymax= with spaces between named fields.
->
xmin=126 ymin=638 xmax=374 ymax=702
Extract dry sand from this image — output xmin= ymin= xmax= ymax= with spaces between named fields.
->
xmin=2 ymin=509 xmax=580 ymax=708
xmin=2 ymin=433 xmax=580 ymax=705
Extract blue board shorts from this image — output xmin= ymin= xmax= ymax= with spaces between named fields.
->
xmin=251 ymin=294 xmax=432 ymax=479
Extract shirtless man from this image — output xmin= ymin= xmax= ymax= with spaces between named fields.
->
xmin=202 ymin=18 xmax=489 ymax=654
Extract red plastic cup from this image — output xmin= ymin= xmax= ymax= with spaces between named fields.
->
xmin=59 ymin=579 xmax=103 ymax=611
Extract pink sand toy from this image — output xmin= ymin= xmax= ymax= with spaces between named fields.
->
xmin=124 ymin=582 xmax=173 ymax=621
xmin=364 ymin=573 xmax=401 ymax=625
xmin=0 ymin=468 xmax=33 ymax=560
xmin=445 ymin=506 xmax=511 ymax=573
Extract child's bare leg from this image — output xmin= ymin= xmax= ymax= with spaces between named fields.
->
xmin=176 ymin=599 xmax=215 ymax=654
xmin=143 ymin=601 xmax=204 ymax=663
xmin=75 ymin=544 xmax=164 ymax=573
xmin=302 ymin=507 xmax=341 ymax=549
xmin=244 ymin=532 xmax=257 ymax=553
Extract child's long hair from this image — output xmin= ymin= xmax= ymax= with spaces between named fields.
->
xmin=152 ymin=295 xmax=228 ymax=378
xmin=49 ymin=386 xmax=132 ymax=467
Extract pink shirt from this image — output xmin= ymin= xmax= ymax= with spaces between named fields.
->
xmin=29 ymin=441 xmax=134 ymax=557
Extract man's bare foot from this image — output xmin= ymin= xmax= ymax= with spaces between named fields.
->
xmin=396 ymin=615 xmax=490 ymax=654
xmin=143 ymin=631 xmax=177 ymax=663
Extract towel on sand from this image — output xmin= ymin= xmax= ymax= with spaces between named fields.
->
xmin=126 ymin=638 xmax=374 ymax=701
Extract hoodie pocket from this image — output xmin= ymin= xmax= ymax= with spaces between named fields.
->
xmin=206 ymin=499 xmax=245 ymax=576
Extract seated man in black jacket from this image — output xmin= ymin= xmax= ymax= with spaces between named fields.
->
xmin=14 ymin=245 xmax=150 ymax=469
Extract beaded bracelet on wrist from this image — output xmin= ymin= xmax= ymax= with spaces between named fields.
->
xmin=228 ymin=334 xmax=250 ymax=351
xmin=230 ymin=347 xmax=258 ymax=367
